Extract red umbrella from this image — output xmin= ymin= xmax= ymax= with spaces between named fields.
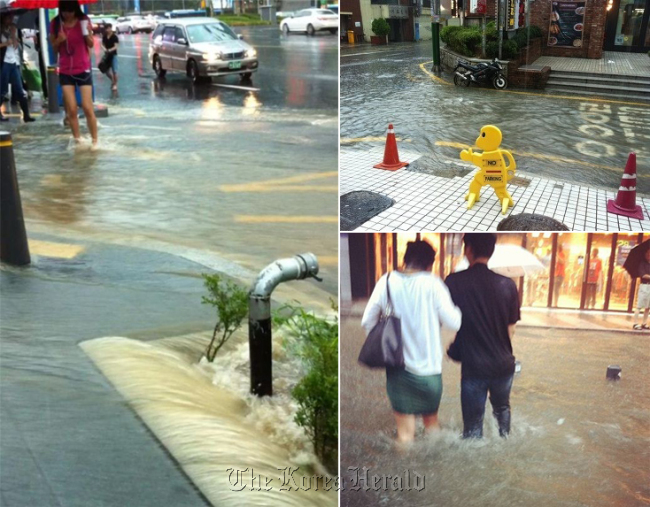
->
xmin=9 ymin=0 xmax=97 ymax=8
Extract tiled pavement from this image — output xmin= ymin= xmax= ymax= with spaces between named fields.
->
xmin=533 ymin=51 xmax=650 ymax=77
xmin=340 ymin=148 xmax=650 ymax=232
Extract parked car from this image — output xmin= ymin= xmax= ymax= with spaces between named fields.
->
xmin=115 ymin=15 xmax=155 ymax=34
xmin=280 ymin=8 xmax=338 ymax=36
xmin=149 ymin=18 xmax=259 ymax=84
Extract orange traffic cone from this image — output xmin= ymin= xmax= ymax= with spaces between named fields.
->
xmin=374 ymin=124 xmax=408 ymax=171
xmin=607 ymin=153 xmax=644 ymax=220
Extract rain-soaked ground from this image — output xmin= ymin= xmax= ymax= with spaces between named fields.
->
xmin=7 ymin=26 xmax=338 ymax=296
xmin=340 ymin=318 xmax=650 ymax=507
xmin=341 ymin=43 xmax=650 ymax=195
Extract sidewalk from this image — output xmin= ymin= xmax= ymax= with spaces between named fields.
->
xmin=531 ymin=51 xmax=650 ymax=78
xmin=0 ymin=233 xmax=216 ymax=507
xmin=341 ymin=147 xmax=650 ymax=232
xmin=342 ymin=299 xmax=648 ymax=334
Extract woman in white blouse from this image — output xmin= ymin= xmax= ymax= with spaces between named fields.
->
xmin=362 ymin=240 xmax=462 ymax=444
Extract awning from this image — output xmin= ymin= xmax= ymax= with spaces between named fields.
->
xmin=341 ymin=11 xmax=353 ymax=15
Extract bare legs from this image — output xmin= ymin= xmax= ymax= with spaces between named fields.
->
xmin=394 ymin=412 xmax=439 ymax=445
xmin=62 ymin=85 xmax=98 ymax=144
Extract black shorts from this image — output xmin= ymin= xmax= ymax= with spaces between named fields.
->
xmin=59 ymin=72 xmax=93 ymax=87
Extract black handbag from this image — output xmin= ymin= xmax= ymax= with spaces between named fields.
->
xmin=358 ymin=274 xmax=404 ymax=369
xmin=98 ymin=52 xmax=113 ymax=74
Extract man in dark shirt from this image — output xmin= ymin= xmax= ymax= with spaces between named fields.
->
xmin=445 ymin=233 xmax=521 ymax=438
xmin=633 ymin=248 xmax=650 ymax=330
xmin=101 ymin=24 xmax=119 ymax=91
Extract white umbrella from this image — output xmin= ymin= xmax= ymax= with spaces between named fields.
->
xmin=454 ymin=244 xmax=545 ymax=278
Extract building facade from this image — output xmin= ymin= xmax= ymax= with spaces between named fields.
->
xmin=342 ymin=232 xmax=649 ymax=313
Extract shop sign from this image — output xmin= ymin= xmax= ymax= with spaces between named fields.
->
xmin=476 ymin=0 xmax=487 ymax=15
xmin=548 ymin=1 xmax=586 ymax=48
xmin=388 ymin=5 xmax=409 ymax=18
xmin=507 ymin=0 xmax=516 ymax=29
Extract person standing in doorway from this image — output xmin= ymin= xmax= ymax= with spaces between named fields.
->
xmin=49 ymin=0 xmax=98 ymax=145
xmin=585 ymin=249 xmax=602 ymax=309
xmin=0 ymin=18 xmax=35 ymax=123
xmin=101 ymin=24 xmax=119 ymax=92
xmin=445 ymin=234 xmax=521 ymax=439
xmin=553 ymin=244 xmax=566 ymax=307
xmin=633 ymin=249 xmax=650 ymax=331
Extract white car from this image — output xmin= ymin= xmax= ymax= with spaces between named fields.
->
xmin=115 ymin=15 xmax=155 ymax=34
xmin=280 ymin=9 xmax=338 ymax=36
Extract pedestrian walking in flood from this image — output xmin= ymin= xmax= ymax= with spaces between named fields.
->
xmin=101 ymin=24 xmax=119 ymax=92
xmin=0 ymin=16 xmax=35 ymax=123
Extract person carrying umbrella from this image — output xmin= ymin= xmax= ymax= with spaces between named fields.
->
xmin=0 ymin=13 xmax=35 ymax=122
xmin=633 ymin=248 xmax=650 ymax=331
xmin=49 ymin=0 xmax=97 ymax=145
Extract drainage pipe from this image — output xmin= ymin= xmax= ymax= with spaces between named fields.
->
xmin=249 ymin=253 xmax=320 ymax=396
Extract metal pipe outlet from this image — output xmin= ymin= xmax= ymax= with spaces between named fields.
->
xmin=249 ymin=253 xmax=320 ymax=397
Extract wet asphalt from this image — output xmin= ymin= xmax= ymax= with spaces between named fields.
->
xmin=341 ymin=43 xmax=650 ymax=195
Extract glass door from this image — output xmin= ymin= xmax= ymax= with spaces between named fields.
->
xmin=607 ymin=0 xmax=650 ymax=52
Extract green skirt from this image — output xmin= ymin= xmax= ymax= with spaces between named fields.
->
xmin=386 ymin=368 xmax=443 ymax=415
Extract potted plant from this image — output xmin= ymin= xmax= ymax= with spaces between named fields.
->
xmin=371 ymin=18 xmax=390 ymax=45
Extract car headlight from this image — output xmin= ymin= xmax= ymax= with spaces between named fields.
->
xmin=246 ymin=49 xmax=257 ymax=58
xmin=205 ymin=52 xmax=222 ymax=63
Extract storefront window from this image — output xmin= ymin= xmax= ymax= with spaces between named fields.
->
xmin=609 ymin=234 xmax=638 ymax=311
xmin=614 ymin=0 xmax=646 ymax=47
xmin=524 ymin=233 xmax=553 ymax=307
xmin=443 ymin=233 xmax=464 ymax=278
xmin=373 ymin=233 xmax=395 ymax=282
xmin=555 ymin=233 xmax=588 ymax=309
xmin=585 ymin=235 xmax=614 ymax=310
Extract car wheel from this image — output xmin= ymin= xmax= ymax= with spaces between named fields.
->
xmin=153 ymin=55 xmax=166 ymax=78
xmin=127 ymin=27 xmax=133 ymax=34
xmin=307 ymin=24 xmax=315 ymax=36
xmin=188 ymin=60 xmax=206 ymax=85
xmin=329 ymin=28 xmax=337 ymax=35
xmin=282 ymin=23 xmax=290 ymax=35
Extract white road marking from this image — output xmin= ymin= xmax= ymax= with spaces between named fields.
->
xmin=212 ymin=83 xmax=260 ymax=92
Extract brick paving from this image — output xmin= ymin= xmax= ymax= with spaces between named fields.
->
xmin=533 ymin=51 xmax=650 ymax=77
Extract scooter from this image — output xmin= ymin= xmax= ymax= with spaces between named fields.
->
xmin=453 ymin=58 xmax=508 ymax=90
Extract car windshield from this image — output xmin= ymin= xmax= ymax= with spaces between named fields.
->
xmin=186 ymin=23 xmax=237 ymax=43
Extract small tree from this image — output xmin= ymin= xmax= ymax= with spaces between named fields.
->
xmin=371 ymin=18 xmax=390 ymax=38
xmin=201 ymin=274 xmax=249 ymax=362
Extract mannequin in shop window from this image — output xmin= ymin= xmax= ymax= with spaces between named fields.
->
xmin=633 ymin=249 xmax=650 ymax=331
xmin=585 ymin=249 xmax=603 ymax=309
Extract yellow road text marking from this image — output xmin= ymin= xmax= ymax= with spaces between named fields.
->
xmin=29 ymin=240 xmax=85 ymax=259
xmin=436 ymin=141 xmax=650 ymax=178
xmin=234 ymin=216 xmax=338 ymax=224
xmin=219 ymin=171 xmax=337 ymax=193
xmin=419 ymin=61 xmax=650 ymax=107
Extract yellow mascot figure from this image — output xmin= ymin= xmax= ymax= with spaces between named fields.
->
xmin=460 ymin=125 xmax=516 ymax=215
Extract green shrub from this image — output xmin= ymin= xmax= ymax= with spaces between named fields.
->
xmin=275 ymin=304 xmax=338 ymax=474
xmin=512 ymin=25 xmax=543 ymax=48
xmin=441 ymin=25 xmax=463 ymax=44
xmin=485 ymin=39 xmax=518 ymax=60
xmin=371 ymin=18 xmax=390 ymax=37
xmin=447 ymin=26 xmax=482 ymax=57
xmin=201 ymin=274 xmax=249 ymax=362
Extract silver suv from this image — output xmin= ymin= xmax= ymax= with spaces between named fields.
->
xmin=149 ymin=18 xmax=259 ymax=83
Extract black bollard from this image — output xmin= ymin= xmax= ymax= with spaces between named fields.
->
xmin=248 ymin=254 xmax=320 ymax=396
xmin=47 ymin=66 xmax=60 ymax=114
xmin=0 ymin=132 xmax=30 ymax=266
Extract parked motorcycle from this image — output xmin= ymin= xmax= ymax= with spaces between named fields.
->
xmin=453 ymin=58 xmax=508 ymax=90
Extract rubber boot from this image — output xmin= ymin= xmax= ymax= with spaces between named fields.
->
xmin=19 ymin=96 xmax=35 ymax=123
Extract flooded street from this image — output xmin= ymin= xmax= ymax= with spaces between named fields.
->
xmin=10 ymin=27 xmax=338 ymax=296
xmin=341 ymin=44 xmax=650 ymax=195
xmin=340 ymin=318 xmax=650 ymax=506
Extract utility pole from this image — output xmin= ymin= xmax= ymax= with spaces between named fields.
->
xmin=497 ymin=0 xmax=503 ymax=59
xmin=431 ymin=0 xmax=441 ymax=74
